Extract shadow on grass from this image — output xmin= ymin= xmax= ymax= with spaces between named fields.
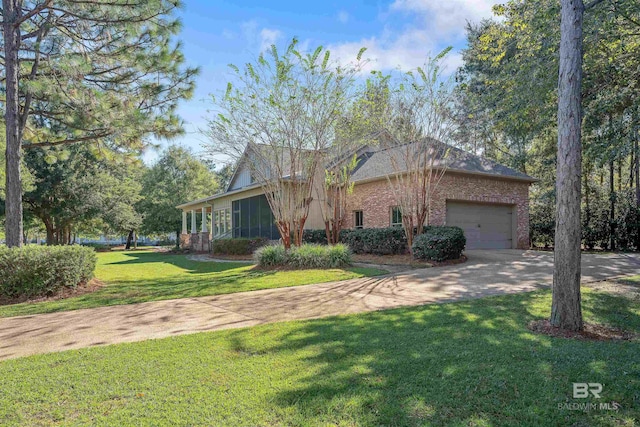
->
xmin=102 ymin=251 xmax=247 ymax=274
xmin=224 ymin=290 xmax=640 ymax=425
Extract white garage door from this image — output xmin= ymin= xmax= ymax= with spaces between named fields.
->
xmin=446 ymin=202 xmax=514 ymax=250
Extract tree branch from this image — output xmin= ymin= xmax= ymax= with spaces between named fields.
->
xmin=14 ymin=0 xmax=53 ymax=27
xmin=584 ymin=0 xmax=606 ymax=10
xmin=22 ymin=133 xmax=110 ymax=149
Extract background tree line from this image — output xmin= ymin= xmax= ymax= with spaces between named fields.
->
xmin=455 ymin=0 xmax=640 ymax=251
xmin=1 ymin=139 xmax=220 ymax=247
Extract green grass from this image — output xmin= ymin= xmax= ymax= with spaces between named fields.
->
xmin=0 ymin=250 xmax=386 ymax=318
xmin=1 ymin=288 xmax=638 ymax=426
xmin=621 ymin=275 xmax=640 ymax=284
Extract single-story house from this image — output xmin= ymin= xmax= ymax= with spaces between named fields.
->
xmin=177 ymin=135 xmax=537 ymax=251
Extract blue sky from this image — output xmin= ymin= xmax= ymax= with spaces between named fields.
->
xmin=144 ymin=0 xmax=499 ymax=165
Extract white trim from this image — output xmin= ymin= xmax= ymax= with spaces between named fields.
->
xmin=201 ymin=208 xmax=208 ymax=233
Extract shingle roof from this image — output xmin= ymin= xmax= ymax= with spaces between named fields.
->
xmin=350 ymin=139 xmax=537 ymax=183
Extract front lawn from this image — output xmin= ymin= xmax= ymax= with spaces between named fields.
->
xmin=1 ymin=288 xmax=638 ymax=426
xmin=0 ymin=250 xmax=386 ymax=318
xmin=621 ymin=275 xmax=640 ymax=284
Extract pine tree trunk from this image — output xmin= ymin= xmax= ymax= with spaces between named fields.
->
xmin=635 ymin=109 xmax=640 ymax=206
xmin=617 ymin=158 xmax=622 ymax=192
xmin=551 ymin=0 xmax=584 ymax=332
xmin=609 ymin=159 xmax=616 ymax=251
xmin=634 ymin=111 xmax=640 ymax=251
xmin=2 ymin=0 xmax=24 ymax=248
xmin=584 ymin=162 xmax=590 ymax=238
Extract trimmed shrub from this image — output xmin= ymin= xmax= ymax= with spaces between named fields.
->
xmin=80 ymin=242 xmax=111 ymax=251
xmin=253 ymin=244 xmax=288 ymax=266
xmin=302 ymin=229 xmax=329 ymax=245
xmin=340 ymin=227 xmax=407 ymax=255
xmin=0 ymin=245 xmax=97 ymax=299
xmin=212 ymin=237 xmax=269 ymax=255
xmin=326 ymin=244 xmax=352 ymax=267
xmin=254 ymin=243 xmax=352 ymax=268
xmin=412 ymin=226 xmax=466 ymax=262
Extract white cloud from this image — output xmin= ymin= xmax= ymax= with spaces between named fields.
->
xmin=240 ymin=20 xmax=283 ymax=52
xmin=337 ymin=10 xmax=349 ymax=24
xmin=390 ymin=0 xmax=496 ymax=34
xmin=259 ymin=28 xmax=283 ymax=52
xmin=326 ymin=27 xmax=462 ymax=74
xmin=326 ymin=0 xmax=497 ymax=73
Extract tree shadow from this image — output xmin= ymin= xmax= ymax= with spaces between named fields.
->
xmin=223 ymin=290 xmax=640 ymax=425
xmin=102 ymin=251 xmax=247 ymax=274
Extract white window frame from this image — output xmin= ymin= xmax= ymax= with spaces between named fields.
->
xmin=214 ymin=208 xmax=231 ymax=236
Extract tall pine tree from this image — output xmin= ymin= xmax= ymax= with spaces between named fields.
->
xmin=1 ymin=0 xmax=198 ymax=246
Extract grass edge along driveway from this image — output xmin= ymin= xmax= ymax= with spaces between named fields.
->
xmin=0 ymin=250 xmax=387 ymax=318
xmin=0 ymin=287 xmax=638 ymax=426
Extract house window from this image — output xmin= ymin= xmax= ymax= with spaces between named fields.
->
xmin=214 ymin=208 xmax=231 ymax=236
xmin=354 ymin=210 xmax=363 ymax=229
xmin=390 ymin=206 xmax=402 ymax=227
xmin=231 ymin=194 xmax=279 ymax=239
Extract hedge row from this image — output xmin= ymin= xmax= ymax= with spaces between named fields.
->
xmin=302 ymin=229 xmax=329 ymax=245
xmin=303 ymin=227 xmax=408 ymax=255
xmin=0 ymin=245 xmax=97 ymax=299
xmin=254 ymin=243 xmax=352 ymax=268
xmin=412 ymin=226 xmax=466 ymax=262
xmin=302 ymin=226 xmax=467 ymax=261
xmin=212 ymin=237 xmax=269 ymax=255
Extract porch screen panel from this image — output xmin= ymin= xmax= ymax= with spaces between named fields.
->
xmin=232 ymin=195 xmax=278 ymax=239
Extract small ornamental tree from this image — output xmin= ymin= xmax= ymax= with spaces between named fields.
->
xmin=316 ymin=153 xmax=359 ymax=245
xmin=205 ymin=39 xmax=365 ymax=248
xmin=377 ymin=51 xmax=457 ymax=252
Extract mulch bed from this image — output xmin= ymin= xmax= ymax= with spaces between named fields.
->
xmin=0 ymin=278 xmax=106 ymax=307
xmin=528 ymin=319 xmax=637 ymax=341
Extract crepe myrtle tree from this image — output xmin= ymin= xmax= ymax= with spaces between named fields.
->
xmin=378 ymin=50 xmax=457 ymax=252
xmin=1 ymin=0 xmax=198 ymax=247
xmin=315 ymin=152 xmax=359 ymax=245
xmin=204 ymin=39 xmax=365 ymax=248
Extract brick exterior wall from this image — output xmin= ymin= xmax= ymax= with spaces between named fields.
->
xmin=346 ymin=172 xmax=531 ymax=249
xmin=180 ymin=232 xmax=210 ymax=252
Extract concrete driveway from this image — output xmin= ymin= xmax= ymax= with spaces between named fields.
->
xmin=0 ymin=250 xmax=638 ymax=360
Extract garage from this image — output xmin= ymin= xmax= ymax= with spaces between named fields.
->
xmin=446 ymin=201 xmax=514 ymax=250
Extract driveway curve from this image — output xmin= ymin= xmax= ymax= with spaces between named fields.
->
xmin=1 ymin=250 xmax=638 ymax=360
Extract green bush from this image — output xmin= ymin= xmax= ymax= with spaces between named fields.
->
xmin=412 ymin=226 xmax=466 ymax=262
xmin=253 ymin=244 xmax=288 ymax=266
xmin=326 ymin=244 xmax=352 ymax=267
xmin=0 ymin=245 xmax=97 ymax=299
xmin=340 ymin=227 xmax=407 ymax=255
xmin=302 ymin=229 xmax=328 ymax=245
xmin=254 ymin=243 xmax=352 ymax=268
xmin=80 ymin=242 xmax=111 ymax=251
xmin=212 ymin=237 xmax=269 ymax=255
